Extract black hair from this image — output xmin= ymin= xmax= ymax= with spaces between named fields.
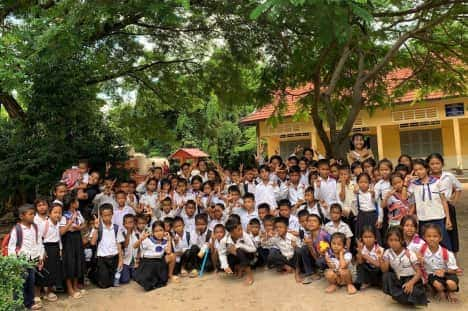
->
xmin=185 ymin=200 xmax=197 ymax=207
xmin=115 ymin=190 xmax=126 ymax=197
xmin=248 ymin=218 xmax=261 ymax=226
xmin=161 ymin=197 xmax=172 ymax=204
xmin=160 ymin=178 xmax=171 ymax=189
xmin=99 ymin=203 xmax=114 ymax=215
xmin=243 ymin=192 xmax=255 ymax=201
xmin=303 ymin=147 xmax=314 ymax=155
xmin=62 ymin=191 xmax=78 ymax=211
xmin=274 ymin=216 xmax=289 ymax=227
xmin=225 ymin=217 xmax=241 ymax=232
xmin=297 ymin=209 xmax=310 ymax=219
xmin=214 ymin=202 xmax=225 ymax=210
xmin=356 ymin=172 xmax=371 ymax=183
xmin=257 ymin=203 xmax=270 ymax=212
xmin=34 ymin=196 xmax=50 ymax=209
xmin=146 ymin=177 xmax=158 ymax=186
xmin=350 ymin=133 xmax=371 ymax=150
xmin=390 ymin=172 xmax=404 ymax=184
xmin=177 ymin=177 xmax=188 ymax=185
xmin=361 ymin=157 xmax=376 ymax=168
xmin=422 ymin=223 xmax=442 ymax=237
xmin=191 ymin=175 xmax=203 ymax=184
xmin=307 ymin=213 xmax=322 ymax=225
xmin=412 ymin=158 xmax=429 ymax=170
xmin=398 ymin=154 xmax=413 ymax=166
xmin=426 ymin=153 xmax=445 ymax=166
xmin=262 ymin=214 xmax=275 ymax=223
xmin=400 ymin=215 xmax=418 ymax=230
xmin=329 ymin=203 xmax=342 ymax=213
xmin=360 ymin=225 xmax=376 ymax=238
xmin=287 ymin=155 xmax=299 ymax=162
xmin=128 ymin=180 xmax=137 ymax=186
xmin=269 ymin=155 xmax=283 ymax=164
xmin=330 ymin=232 xmax=346 ymax=245
xmin=259 ymin=164 xmax=270 ymax=172
xmin=228 ymin=185 xmax=241 ymax=194
xmin=228 ymin=213 xmax=241 ymax=223
xmin=386 ymin=226 xmax=404 ymax=244
xmin=173 ymin=216 xmax=184 ymax=225
xmin=395 ymin=164 xmax=410 ymax=174
xmin=377 ymin=158 xmax=393 ymax=171
xmin=53 ymin=182 xmax=67 ymax=192
xmin=305 ymin=186 xmax=315 ymax=194
xmin=338 ymin=164 xmax=350 ymax=171
xmin=181 ymin=162 xmax=190 ymax=169
xmin=194 ymin=213 xmax=208 ymax=224
xmin=289 ymin=165 xmax=301 ymax=174
xmin=316 ymin=159 xmax=329 ymax=168
xmin=202 ymin=180 xmax=214 ymax=190
xmin=213 ymin=223 xmax=225 ymax=232
xmin=151 ymin=220 xmax=165 ymax=231
xmin=350 ymin=161 xmax=362 ymax=171
xmin=278 ymin=199 xmax=291 ymax=209
xmin=123 ymin=214 xmax=135 ymax=224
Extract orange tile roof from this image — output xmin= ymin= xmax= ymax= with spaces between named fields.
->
xmin=169 ymin=148 xmax=209 ymax=159
xmin=241 ymin=68 xmax=452 ymax=124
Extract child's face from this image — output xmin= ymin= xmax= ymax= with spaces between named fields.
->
xmin=214 ymin=227 xmax=225 ymax=240
xmin=331 ymin=238 xmax=344 ymax=253
xmin=185 ymin=204 xmax=196 ymax=217
xmin=306 ymin=216 xmax=320 ymax=231
xmin=330 ymin=166 xmax=339 ymax=179
xmin=116 ymin=193 xmax=126 ymax=206
xmin=289 ymin=172 xmax=300 ymax=184
xmin=128 ymin=183 xmax=136 ymax=193
xmin=213 ymin=206 xmax=224 ymax=219
xmin=304 ymin=191 xmax=314 ymax=203
xmin=352 ymin=166 xmax=363 ymax=176
xmin=387 ymin=234 xmax=403 ymax=251
xmin=137 ymin=219 xmax=147 ymax=231
xmin=258 ymin=208 xmax=269 ymax=220
xmin=361 ymin=231 xmax=376 ymax=248
xmin=230 ymin=191 xmax=240 ymax=202
xmin=249 ymin=224 xmax=260 ymax=236
xmin=277 ymin=169 xmax=287 ymax=181
xmin=379 ymin=165 xmax=391 ymax=180
xmin=423 ymin=228 xmax=442 ymax=248
xmin=231 ymin=172 xmax=240 ymax=183
xmin=402 ymin=220 xmax=417 ymax=239
xmin=176 ymin=182 xmax=187 ymax=193
xmin=173 ymin=221 xmax=184 ymax=234
xmin=104 ymin=180 xmax=114 ymax=191
xmin=162 ymin=202 xmax=172 ymax=213
xmin=330 ymin=209 xmax=341 ymax=222
xmin=275 ymin=222 xmax=288 ymax=236
xmin=49 ymin=206 xmax=62 ymax=222
xmin=243 ymin=198 xmax=255 ymax=210
xmin=120 ymin=182 xmax=129 ymax=194
xmin=363 ymin=163 xmax=373 ymax=176
xmin=124 ymin=218 xmax=135 ymax=231
xmin=339 ymin=169 xmax=350 ymax=182
xmin=36 ymin=201 xmax=48 ymax=215
xmin=230 ymin=225 xmax=243 ymax=240
xmin=399 ymin=157 xmax=411 ymax=168
xmin=164 ymin=222 xmax=172 ymax=233
xmin=78 ymin=163 xmax=89 ymax=175
xmin=195 ymin=219 xmax=207 ymax=233
xmin=260 ymin=169 xmax=269 ymax=180
xmin=373 ymin=169 xmax=381 ymax=182
xmin=153 ymin=226 xmax=165 ymax=239
xmin=100 ymin=209 xmax=113 ymax=224
xmin=299 ymin=215 xmax=308 ymax=228
xmin=263 ymin=221 xmax=274 ymax=233
xmin=413 ymin=164 xmax=427 ymax=179
xmin=278 ymin=206 xmax=291 ymax=218
xmin=318 ymin=164 xmax=329 ymax=178
xmin=147 ymin=180 xmax=157 ymax=192
xmin=298 ymin=161 xmax=307 ymax=171
xmin=391 ymin=176 xmax=404 ymax=191
xmin=397 ymin=170 xmax=408 ymax=178
xmin=192 ymin=180 xmax=202 ymax=191
xmin=245 ymin=170 xmax=254 ymax=181
xmin=428 ymin=158 xmax=443 ymax=175
xmin=203 ymin=184 xmax=212 ymax=194
xmin=358 ymin=177 xmax=369 ymax=191
xmin=54 ymin=185 xmax=67 ymax=200
xmin=353 ymin=136 xmax=365 ymax=150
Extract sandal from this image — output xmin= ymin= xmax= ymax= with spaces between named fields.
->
xmin=189 ymin=269 xmax=198 ymax=278
xmin=180 ymin=269 xmax=189 ymax=277
xmin=44 ymin=292 xmax=58 ymax=302
xmin=31 ymin=303 xmax=42 ymax=310
xmin=69 ymin=292 xmax=82 ymax=299
xmin=170 ymin=275 xmax=180 ymax=283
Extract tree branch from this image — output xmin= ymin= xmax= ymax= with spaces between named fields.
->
xmin=373 ymin=0 xmax=463 ymax=18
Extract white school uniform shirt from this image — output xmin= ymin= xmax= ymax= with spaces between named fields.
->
xmin=324 ymin=221 xmax=353 ymax=238
xmin=139 ymin=192 xmax=158 ymax=210
xmin=173 ymin=231 xmax=191 ymax=257
xmin=97 ymin=223 xmax=124 ymax=257
xmin=112 ymin=205 xmax=136 ymax=229
xmin=300 ymin=171 xmax=310 ymax=186
xmin=34 ymin=214 xmax=48 ymax=230
xmin=437 ymin=171 xmax=462 ymax=202
xmin=421 ymin=245 xmax=458 ymax=274
xmin=406 ymin=235 xmax=425 ymax=254
xmin=255 ymin=180 xmax=284 ymax=209
xmin=407 ymin=177 xmax=446 ymax=221
xmin=120 ymin=229 xmax=138 ymax=266
xmin=328 ymin=251 xmax=353 ymax=270
xmin=383 ymin=248 xmax=418 ymax=279
xmin=7 ymin=223 xmax=45 ymax=260
xmin=159 ymin=209 xmax=177 ymax=221
xmin=243 ymin=180 xmax=257 ymax=195
xmin=232 ymin=207 xmax=259 ymax=231
xmin=208 ymin=218 xmax=225 ymax=231
xmin=218 ymin=232 xmax=257 ymax=269
xmin=314 ymin=176 xmax=339 ymax=207
xmin=249 ymin=233 xmax=261 ymax=248
xmin=337 ymin=181 xmax=358 ymax=216
xmin=374 ymin=179 xmax=391 ymax=208
xmin=302 ymin=202 xmax=321 ymax=218
xmin=270 ymin=233 xmax=300 ymax=260
xmin=288 ymin=182 xmax=306 ymax=206
xmin=287 ymin=215 xmax=300 ymax=232
xmin=180 ymin=210 xmax=196 ymax=233
xmin=353 ymin=190 xmax=383 ymax=222
xmin=41 ymin=219 xmax=62 ymax=246
xmin=361 ymin=244 xmax=384 ymax=267
xmin=59 ymin=210 xmax=85 ymax=228
xmin=93 ymin=192 xmax=117 ymax=209
xmin=140 ymin=237 xmax=168 ymax=259
xmin=173 ymin=191 xmax=195 ymax=207
xmin=189 ymin=228 xmax=211 ymax=251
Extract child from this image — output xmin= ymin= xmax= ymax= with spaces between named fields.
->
xmin=171 ymin=216 xmax=191 ymax=276
xmin=381 ymin=226 xmax=427 ymax=306
xmin=159 ymin=197 xmax=176 ymax=220
xmin=139 ymin=177 xmax=159 ymax=220
xmin=37 ymin=202 xmax=63 ymax=303
xmin=257 ymin=203 xmax=270 ymax=223
xmin=134 ymin=221 xmax=173 ymax=291
xmin=383 ymin=173 xmax=409 ymax=227
xmin=255 ymin=165 xmax=285 ymax=209
xmin=302 ymin=186 xmax=322 ymax=220
xmin=314 ymin=159 xmax=338 ymax=221
xmin=112 ymin=190 xmax=136 ymax=229
xmin=287 ymin=166 xmax=306 ymax=209
xmin=427 ymin=153 xmax=462 ymax=255
xmin=400 ymin=215 xmax=425 ymax=254
xmin=398 ymin=154 xmax=413 ymax=171
xmin=120 ymin=214 xmax=138 ymax=284
xmin=181 ymin=213 xmax=213 ymax=277
xmin=324 ymin=232 xmax=356 ymax=294
xmin=356 ymin=226 xmax=383 ymax=289
xmin=421 ymin=224 xmax=460 ymax=303
xmin=337 ymin=165 xmax=357 ymax=226
xmin=8 ymin=204 xmax=44 ymax=310
xmin=258 ymin=215 xmax=275 ymax=267
xmin=208 ymin=202 xmax=226 ymax=231
xmin=247 ymin=218 xmax=262 ymax=251
xmin=92 ymin=177 xmax=117 ymax=212
xmin=90 ymin=204 xmax=124 ymax=288
xmin=219 ymin=218 xmax=257 ymax=285
xmin=278 ymin=199 xmax=300 ymax=236
xmin=210 ymin=224 xmax=226 ymax=272
xmin=232 ymin=193 xmax=258 ymax=230
xmin=353 ymin=173 xmax=382 ymax=244
xmin=59 ymin=192 xmax=86 ymax=299
xmin=407 ymin=159 xmax=452 ymax=250
xmin=323 ymin=204 xmax=353 ymax=250
xmin=374 ymin=159 xmax=393 ymax=235
xmin=350 ymin=161 xmax=363 ymax=181
xmin=53 ymin=182 xmax=68 ymax=205
xmin=178 ymin=200 xmax=197 ymax=233
xmin=361 ymin=158 xmax=377 ymax=183
xmin=266 ymin=216 xmax=300 ymax=275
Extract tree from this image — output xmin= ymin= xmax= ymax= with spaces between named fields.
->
xmin=216 ymin=0 xmax=467 ymax=159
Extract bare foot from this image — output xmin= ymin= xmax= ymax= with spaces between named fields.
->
xmin=311 ymin=273 xmax=321 ymax=280
xmin=435 ymin=291 xmax=446 ymax=301
xmin=283 ymin=265 xmax=293 ymax=273
xmin=169 ymin=276 xmax=180 ymax=283
xmin=360 ymin=283 xmax=370 ymax=290
xmin=325 ymin=284 xmax=337 ymax=293
xmin=295 ymin=273 xmax=303 ymax=283
xmin=447 ymin=292 xmax=459 ymax=304
xmin=244 ymin=275 xmax=254 ymax=286
xmin=347 ymin=284 xmax=357 ymax=295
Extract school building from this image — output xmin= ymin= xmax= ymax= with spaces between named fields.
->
xmin=240 ymin=70 xmax=467 ymax=169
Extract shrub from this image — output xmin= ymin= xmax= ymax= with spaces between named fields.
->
xmin=0 ymin=256 xmax=33 ymax=311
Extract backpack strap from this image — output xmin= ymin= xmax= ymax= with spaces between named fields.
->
xmin=205 ymin=229 xmax=212 ymax=243
xmin=419 ymin=243 xmax=428 ymax=256
xmin=97 ymin=223 xmax=103 ymax=244
xmin=185 ymin=231 xmax=191 ymax=246
xmin=299 ymin=229 xmax=305 ymax=241
xmin=113 ymin=224 xmax=119 ymax=237
xmin=15 ymin=224 xmax=23 ymax=254
xmin=43 ymin=220 xmax=50 ymax=240
xmin=317 ymin=202 xmax=325 ymax=222
xmin=441 ymin=247 xmax=449 ymax=263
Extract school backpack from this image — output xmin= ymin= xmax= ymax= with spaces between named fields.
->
xmin=97 ymin=223 xmax=119 ymax=244
xmin=388 ymin=193 xmax=409 ymax=221
xmin=61 ymin=167 xmax=82 ymax=190
xmin=418 ymin=243 xmax=449 ymax=283
xmin=1 ymin=223 xmax=39 ymax=256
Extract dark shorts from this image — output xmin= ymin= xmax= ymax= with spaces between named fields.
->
xmin=428 ymin=273 xmax=459 ymax=292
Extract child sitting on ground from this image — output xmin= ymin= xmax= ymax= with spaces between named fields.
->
xmin=324 ymin=232 xmax=356 ymax=295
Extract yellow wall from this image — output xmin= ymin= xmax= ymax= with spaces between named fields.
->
xmin=381 ymin=125 xmax=401 ymax=162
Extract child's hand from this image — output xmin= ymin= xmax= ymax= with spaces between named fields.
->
xmin=435 ymin=269 xmax=445 ymax=278
xmin=315 ymin=179 xmax=321 ymax=188
xmin=356 ymin=240 xmax=364 ymax=253
xmin=304 ymin=237 xmax=313 ymax=247
xmin=446 ymin=218 xmax=453 ymax=231
xmin=291 ymin=239 xmax=297 ymax=248
xmin=402 ymin=281 xmax=414 ymax=294
xmin=118 ymin=259 xmax=123 ymax=271
xmin=227 ymin=244 xmax=237 ymax=256
xmin=375 ymin=220 xmax=382 ymax=229
xmin=93 ymin=216 xmax=99 ymax=229
xmin=353 ymin=184 xmax=359 ymax=194
xmin=141 ymin=232 xmax=150 ymax=241
xmin=37 ymin=259 xmax=44 ymax=271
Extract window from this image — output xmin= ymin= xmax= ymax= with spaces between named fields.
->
xmin=280 ymin=140 xmax=311 ymax=160
xmin=400 ymin=129 xmax=443 ymax=158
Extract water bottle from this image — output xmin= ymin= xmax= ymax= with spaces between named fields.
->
xmin=114 ymin=267 xmax=122 ymax=287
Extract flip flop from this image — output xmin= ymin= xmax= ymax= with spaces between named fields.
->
xmin=44 ymin=292 xmax=58 ymax=302
xmin=69 ymin=292 xmax=82 ymax=299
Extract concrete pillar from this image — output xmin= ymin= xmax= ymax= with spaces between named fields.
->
xmin=453 ymin=118 xmax=463 ymax=169
xmin=376 ymin=125 xmax=384 ymax=160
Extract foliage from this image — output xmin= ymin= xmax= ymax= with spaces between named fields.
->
xmin=0 ymin=255 xmax=33 ymax=311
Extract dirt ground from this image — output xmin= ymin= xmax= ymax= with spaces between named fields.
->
xmin=46 ymin=186 xmax=468 ymax=311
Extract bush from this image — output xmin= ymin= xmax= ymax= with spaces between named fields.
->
xmin=0 ymin=256 xmax=33 ymax=311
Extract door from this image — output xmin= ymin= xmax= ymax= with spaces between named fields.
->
xmin=279 ymin=139 xmax=311 ymax=160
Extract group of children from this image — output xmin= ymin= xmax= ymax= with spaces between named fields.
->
xmin=5 ymin=137 xmax=464 ymax=309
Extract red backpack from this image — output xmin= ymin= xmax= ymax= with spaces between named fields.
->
xmin=418 ymin=243 xmax=449 ymax=283
xmin=1 ymin=223 xmax=39 ymax=256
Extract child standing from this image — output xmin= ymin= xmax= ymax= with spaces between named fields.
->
xmin=59 ymin=192 xmax=86 ymax=299
xmin=356 ymin=226 xmax=383 ymax=289
xmin=278 ymin=199 xmax=300 ymax=236
xmin=354 ymin=173 xmax=382 ymax=244
xmin=381 ymin=226 xmax=427 ymax=306
xmin=314 ymin=159 xmax=339 ymax=222
xmin=119 ymin=214 xmax=138 ymax=284
xmin=8 ymin=204 xmax=44 ymax=310
xmin=383 ymin=173 xmax=409 ymax=227
xmin=171 ymin=216 xmax=191 ymax=276
xmin=210 ymin=224 xmax=226 ymax=272
xmin=324 ymin=232 xmax=356 ymax=294
xmin=112 ymin=191 xmax=136 ymax=229
xmin=421 ymin=224 xmax=460 ymax=303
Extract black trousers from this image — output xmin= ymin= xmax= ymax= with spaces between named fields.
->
xmin=227 ymin=249 xmax=255 ymax=269
xmin=267 ymin=248 xmax=298 ymax=270
xmin=181 ymin=245 xmax=213 ymax=272
xmin=96 ymin=255 xmax=118 ymax=288
xmin=296 ymin=245 xmax=315 ymax=276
